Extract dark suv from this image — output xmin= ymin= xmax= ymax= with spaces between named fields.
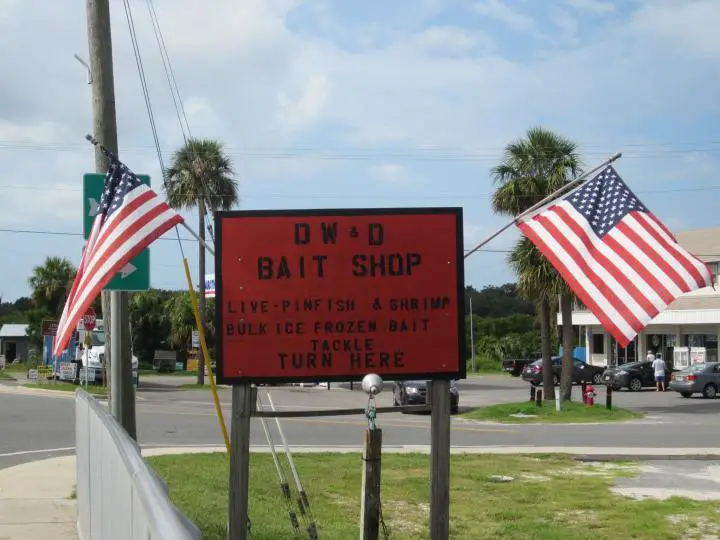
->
xmin=522 ymin=356 xmax=605 ymax=386
xmin=392 ymin=380 xmax=459 ymax=413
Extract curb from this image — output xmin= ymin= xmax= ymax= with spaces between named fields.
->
xmin=0 ymin=384 xmax=108 ymax=400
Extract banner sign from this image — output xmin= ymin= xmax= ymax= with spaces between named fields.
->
xmin=58 ymin=362 xmax=77 ymax=381
xmin=205 ymin=274 xmax=216 ymax=298
xmin=215 ymin=208 xmax=466 ymax=384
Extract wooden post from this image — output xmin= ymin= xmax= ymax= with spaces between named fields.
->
xmin=229 ymin=384 xmax=256 ymax=540
xmin=428 ymin=380 xmax=451 ymax=540
xmin=360 ymin=429 xmax=382 ymax=540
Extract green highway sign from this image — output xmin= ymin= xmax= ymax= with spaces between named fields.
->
xmin=83 ymin=173 xmax=151 ymax=291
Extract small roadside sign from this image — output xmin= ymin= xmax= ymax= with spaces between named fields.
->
xmin=83 ymin=308 xmax=97 ymax=331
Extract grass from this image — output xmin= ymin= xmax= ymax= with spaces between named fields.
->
xmin=22 ymin=382 xmax=108 ymax=396
xmin=179 ymin=383 xmax=228 ymax=390
xmin=0 ymin=371 xmax=15 ymax=380
xmin=462 ymin=400 xmax=643 ymax=424
xmin=148 ymin=452 xmax=720 ymax=539
xmin=139 ymin=369 xmax=196 ymax=376
xmin=2 ymin=363 xmax=32 ymax=373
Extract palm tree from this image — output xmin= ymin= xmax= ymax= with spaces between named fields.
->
xmin=27 ymin=256 xmax=77 ymax=317
xmin=165 ymin=138 xmax=238 ymax=384
xmin=491 ymin=127 xmax=582 ymax=401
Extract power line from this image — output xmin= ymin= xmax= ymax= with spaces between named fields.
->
xmin=2 ymin=226 xmax=720 ymax=259
xmin=0 ymin=226 xmax=511 ymax=253
xmin=2 ymin=183 xmax=719 ymax=199
xmin=1 ymin=140 xmax=720 ymax=160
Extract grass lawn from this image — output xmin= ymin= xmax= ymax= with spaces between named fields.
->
xmin=179 ymin=383 xmax=228 ymax=390
xmin=2 ymin=363 xmax=31 ymax=373
xmin=462 ymin=400 xmax=643 ymax=424
xmin=0 ymin=371 xmax=15 ymax=380
xmin=148 ymin=452 xmax=720 ymax=539
xmin=22 ymin=382 xmax=108 ymax=396
xmin=139 ymin=370 xmax=197 ymax=376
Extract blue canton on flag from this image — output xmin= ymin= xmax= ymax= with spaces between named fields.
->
xmin=568 ymin=166 xmax=648 ymax=237
xmin=99 ymin=147 xmax=145 ymax=220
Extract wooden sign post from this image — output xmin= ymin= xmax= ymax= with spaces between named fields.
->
xmin=360 ymin=428 xmax=382 ymax=540
xmin=228 ymin=384 xmax=256 ymax=539
xmin=428 ymin=380 xmax=451 ymax=539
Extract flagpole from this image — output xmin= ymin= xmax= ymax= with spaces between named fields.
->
xmin=85 ymin=134 xmax=216 ymax=256
xmin=463 ymin=152 xmax=622 ymax=260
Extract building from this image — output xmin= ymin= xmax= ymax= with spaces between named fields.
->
xmin=0 ymin=324 xmax=30 ymax=364
xmin=560 ymin=226 xmax=720 ymax=370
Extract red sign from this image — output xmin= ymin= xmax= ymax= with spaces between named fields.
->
xmin=215 ymin=208 xmax=465 ymax=384
xmin=82 ymin=308 xmax=97 ymax=331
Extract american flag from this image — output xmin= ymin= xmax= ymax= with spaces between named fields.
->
xmin=517 ymin=165 xmax=714 ymax=348
xmin=53 ymin=147 xmax=184 ymax=356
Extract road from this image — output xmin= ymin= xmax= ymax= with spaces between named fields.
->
xmin=2 ymin=374 xmax=720 ymax=470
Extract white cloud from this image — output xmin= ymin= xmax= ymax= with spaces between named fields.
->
xmin=474 ymin=0 xmax=536 ymax=31
xmin=627 ymin=0 xmax=720 ymax=58
xmin=409 ymin=26 xmax=494 ymax=57
xmin=553 ymin=9 xmax=580 ymax=40
xmin=276 ymin=74 xmax=331 ymax=130
xmin=564 ymin=0 xmax=616 ymax=13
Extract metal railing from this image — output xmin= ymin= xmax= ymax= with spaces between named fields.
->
xmin=75 ymin=390 xmax=201 ymax=540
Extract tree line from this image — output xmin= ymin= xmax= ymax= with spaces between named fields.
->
xmin=0 ymin=260 xmax=216 ymax=369
xmin=2 ymin=272 xmax=547 ymax=373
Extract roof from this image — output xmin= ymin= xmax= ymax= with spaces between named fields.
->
xmin=0 ymin=324 xmax=29 ymax=338
xmin=667 ymin=287 xmax=720 ymax=310
xmin=675 ymin=227 xmax=720 ymax=263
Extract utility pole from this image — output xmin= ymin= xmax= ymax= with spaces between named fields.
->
xmin=197 ymin=198 xmax=206 ymax=386
xmin=87 ymin=0 xmax=136 ymax=439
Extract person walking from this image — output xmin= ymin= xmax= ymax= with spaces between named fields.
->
xmin=646 ymin=350 xmax=655 ymax=363
xmin=652 ymin=353 xmax=667 ymax=392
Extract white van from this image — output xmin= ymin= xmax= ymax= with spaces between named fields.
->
xmin=78 ymin=319 xmax=139 ymax=384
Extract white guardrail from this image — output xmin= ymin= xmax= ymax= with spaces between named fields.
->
xmin=75 ymin=390 xmax=201 ymax=540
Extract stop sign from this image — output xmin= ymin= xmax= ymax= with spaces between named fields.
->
xmin=83 ymin=308 xmax=97 ymax=331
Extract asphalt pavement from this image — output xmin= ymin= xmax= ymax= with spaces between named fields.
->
xmin=2 ymin=374 xmax=720 ymax=471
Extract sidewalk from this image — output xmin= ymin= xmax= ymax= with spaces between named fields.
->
xmin=0 ymin=455 xmax=77 ymax=540
xmin=5 ymin=445 xmax=720 ymax=539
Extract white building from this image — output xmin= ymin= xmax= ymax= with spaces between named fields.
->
xmin=560 ymin=226 xmax=720 ymax=369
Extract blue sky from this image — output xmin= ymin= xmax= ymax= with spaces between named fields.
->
xmin=0 ymin=0 xmax=719 ymax=301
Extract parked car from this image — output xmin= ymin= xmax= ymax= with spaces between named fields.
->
xmin=602 ymin=360 xmax=674 ymax=392
xmin=669 ymin=362 xmax=720 ymax=398
xmin=521 ymin=356 xmax=605 ymax=386
xmin=502 ymin=352 xmax=542 ymax=377
xmin=392 ymin=380 xmax=459 ymax=413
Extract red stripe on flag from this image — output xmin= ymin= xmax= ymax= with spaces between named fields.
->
xmin=553 ymin=206 xmax=659 ymax=320
xmin=536 ymin=212 xmax=645 ymax=333
xmin=631 ymin=213 xmax=707 ymax=288
xmin=615 ymin=220 xmax=691 ymax=294
xmin=53 ymin=212 xmax=181 ymax=354
xmin=601 ymin=233 xmax=675 ymax=305
xmin=518 ymin=220 xmax=632 ymax=347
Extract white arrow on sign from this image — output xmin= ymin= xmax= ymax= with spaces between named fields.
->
xmin=119 ymin=263 xmax=137 ymax=279
xmin=88 ymin=198 xmax=100 ymax=217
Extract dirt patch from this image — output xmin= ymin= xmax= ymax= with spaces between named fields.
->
xmin=667 ymin=515 xmax=720 ymax=540
xmin=556 ymin=509 xmax=600 ymax=526
xmin=384 ymin=500 xmax=428 ymax=535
